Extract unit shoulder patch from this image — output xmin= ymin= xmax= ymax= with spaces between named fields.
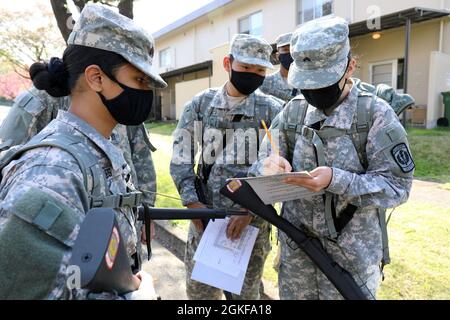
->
xmin=391 ymin=143 xmax=415 ymax=173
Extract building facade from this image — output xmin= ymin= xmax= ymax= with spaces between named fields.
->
xmin=152 ymin=0 xmax=450 ymax=129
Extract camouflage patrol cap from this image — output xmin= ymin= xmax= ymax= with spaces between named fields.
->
xmin=288 ymin=15 xmax=350 ymax=90
xmin=275 ymin=32 xmax=293 ymax=48
xmin=68 ymin=4 xmax=167 ymax=88
xmin=230 ymin=34 xmax=274 ymax=69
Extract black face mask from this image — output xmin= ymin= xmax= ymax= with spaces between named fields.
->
xmin=279 ymin=53 xmax=294 ymax=70
xmin=301 ymin=77 xmax=348 ymax=111
xmin=301 ymin=60 xmax=350 ymax=111
xmin=99 ymin=80 xmax=154 ymax=126
xmin=230 ymin=69 xmax=265 ymax=96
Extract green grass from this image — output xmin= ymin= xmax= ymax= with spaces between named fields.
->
xmin=146 ymin=123 xmax=450 ymax=299
xmin=146 ymin=122 xmax=187 ymax=228
xmin=378 ymin=201 xmax=450 ymax=300
xmin=407 ymin=128 xmax=450 ymax=183
xmin=146 ymin=122 xmax=177 ymax=136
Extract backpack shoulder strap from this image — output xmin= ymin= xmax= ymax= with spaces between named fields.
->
xmin=17 ymin=134 xmax=96 ymax=192
xmin=284 ymin=97 xmax=309 ymax=162
xmin=352 ymin=92 xmax=376 ymax=170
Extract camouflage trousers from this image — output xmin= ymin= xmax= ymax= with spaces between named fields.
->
xmin=184 ymin=218 xmax=271 ymax=300
xmin=278 ymin=233 xmax=382 ymax=300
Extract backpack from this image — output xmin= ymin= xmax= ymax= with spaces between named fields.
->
xmin=283 ymin=81 xmax=414 ymax=268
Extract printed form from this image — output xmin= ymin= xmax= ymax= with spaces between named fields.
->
xmin=228 ymin=172 xmax=323 ymax=205
xmin=192 ymin=218 xmax=259 ymax=295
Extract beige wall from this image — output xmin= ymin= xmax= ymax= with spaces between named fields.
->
xmin=351 ymin=20 xmax=441 ymax=107
xmin=175 ymin=78 xmax=211 ymax=119
xmin=154 ymin=0 xmax=450 ymax=125
xmin=209 ymin=43 xmax=230 ymax=87
xmin=442 ymin=18 xmax=450 ymax=55
xmin=427 ymin=51 xmax=450 ymax=128
xmin=155 ymin=0 xmax=450 ymax=73
xmin=155 ymin=0 xmax=298 ymax=73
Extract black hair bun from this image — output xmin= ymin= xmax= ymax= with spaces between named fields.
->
xmin=29 ymin=57 xmax=70 ymax=97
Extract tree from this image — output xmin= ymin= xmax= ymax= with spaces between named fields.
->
xmin=50 ymin=0 xmax=134 ymax=43
xmin=0 ymin=3 xmax=66 ymax=78
xmin=0 ymin=72 xmax=31 ymax=100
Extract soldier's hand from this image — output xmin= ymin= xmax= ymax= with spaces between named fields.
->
xmin=262 ymin=154 xmax=292 ymax=175
xmin=186 ymin=202 xmax=208 ymax=232
xmin=125 ymin=271 xmax=159 ymax=300
xmin=226 ymin=214 xmax=253 ymax=240
xmin=283 ymin=167 xmax=333 ymax=192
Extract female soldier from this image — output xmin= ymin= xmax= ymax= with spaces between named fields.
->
xmin=251 ymin=16 xmax=414 ymax=299
xmin=0 ymin=4 xmax=166 ymax=299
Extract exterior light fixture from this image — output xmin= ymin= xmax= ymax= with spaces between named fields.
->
xmin=372 ymin=32 xmax=382 ymax=40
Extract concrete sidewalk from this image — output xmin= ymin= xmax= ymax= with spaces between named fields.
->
xmin=142 ymin=240 xmax=187 ymax=300
xmin=409 ymin=179 xmax=450 ymax=209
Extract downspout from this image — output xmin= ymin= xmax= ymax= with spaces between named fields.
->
xmin=439 ymin=0 xmax=445 ymax=52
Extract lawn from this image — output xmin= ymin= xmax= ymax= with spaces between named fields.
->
xmin=146 ymin=122 xmax=182 ymax=211
xmin=406 ymin=127 xmax=450 ymax=183
xmin=146 ymin=122 xmax=450 ymax=300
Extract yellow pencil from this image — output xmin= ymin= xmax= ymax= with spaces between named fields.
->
xmin=261 ymin=120 xmax=280 ymax=156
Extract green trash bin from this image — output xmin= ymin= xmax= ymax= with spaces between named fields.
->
xmin=442 ymin=91 xmax=450 ymax=120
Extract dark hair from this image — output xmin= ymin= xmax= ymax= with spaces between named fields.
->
xmin=29 ymin=45 xmax=127 ymax=97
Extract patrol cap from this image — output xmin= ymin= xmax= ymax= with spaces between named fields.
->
xmin=68 ymin=4 xmax=167 ymax=88
xmin=230 ymin=34 xmax=274 ymax=69
xmin=275 ymin=32 xmax=293 ymax=48
xmin=288 ymin=15 xmax=350 ymax=90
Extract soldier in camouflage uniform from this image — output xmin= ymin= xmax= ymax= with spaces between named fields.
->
xmin=0 ymin=88 xmax=157 ymax=209
xmin=0 ymin=62 xmax=156 ymax=209
xmin=0 ymin=4 xmax=166 ymax=299
xmin=250 ymin=16 xmax=414 ymax=300
xmin=259 ymin=32 xmax=298 ymax=103
xmin=170 ymin=34 xmax=283 ymax=300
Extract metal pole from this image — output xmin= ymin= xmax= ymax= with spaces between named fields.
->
xmin=402 ymin=18 xmax=411 ymax=126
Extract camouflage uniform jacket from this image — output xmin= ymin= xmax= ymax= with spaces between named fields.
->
xmin=171 ymin=85 xmax=283 ymax=214
xmin=250 ymin=82 xmax=414 ymax=294
xmin=259 ymin=71 xmax=297 ymax=103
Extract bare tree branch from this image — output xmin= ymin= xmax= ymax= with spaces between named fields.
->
xmin=118 ymin=0 xmax=133 ymax=19
xmin=50 ymin=0 xmax=73 ymax=43
xmin=50 ymin=0 xmax=134 ymax=42
xmin=73 ymin=0 xmax=87 ymax=12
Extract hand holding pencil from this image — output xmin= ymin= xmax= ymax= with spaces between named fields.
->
xmin=261 ymin=120 xmax=292 ymax=175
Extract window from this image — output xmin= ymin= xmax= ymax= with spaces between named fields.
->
xmin=297 ymin=0 xmax=333 ymax=25
xmin=159 ymin=48 xmax=172 ymax=68
xmin=239 ymin=11 xmax=263 ymax=36
xmin=370 ymin=59 xmax=405 ymax=91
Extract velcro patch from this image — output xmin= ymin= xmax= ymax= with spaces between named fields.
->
xmin=391 ymin=143 xmax=415 ymax=173
xmin=227 ymin=180 xmax=242 ymax=193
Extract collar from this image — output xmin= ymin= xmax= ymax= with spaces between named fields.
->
xmin=210 ymin=84 xmax=256 ymax=117
xmin=55 ymin=111 xmax=126 ymax=171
